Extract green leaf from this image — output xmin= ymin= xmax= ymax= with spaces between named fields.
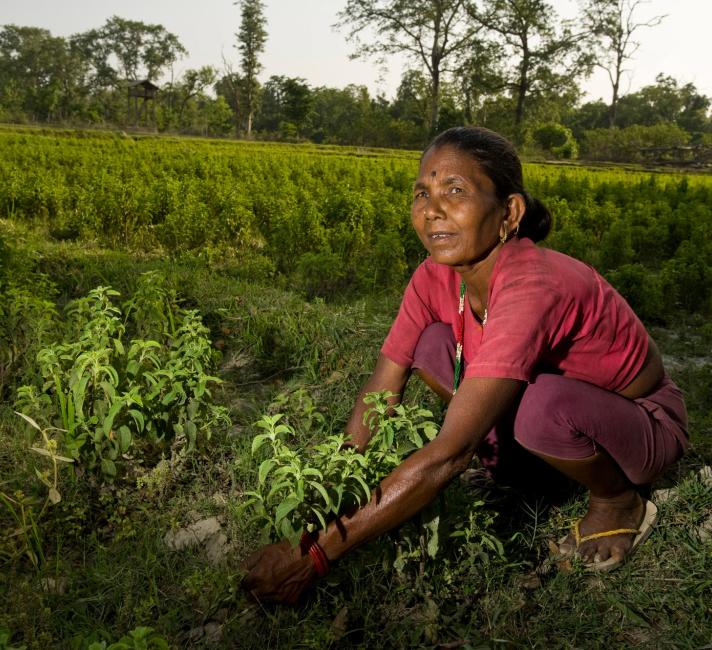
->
xmin=275 ymin=497 xmax=300 ymax=526
xmin=310 ymin=506 xmax=327 ymax=531
xmin=280 ymin=517 xmax=298 ymax=544
xmin=258 ymin=459 xmax=276 ymax=485
xmin=425 ymin=514 xmax=440 ymax=558
xmin=353 ymin=475 xmax=372 ymax=504
xmin=118 ymin=426 xmax=132 ymax=453
xmin=34 ymin=467 xmax=51 ymax=487
xmin=101 ymin=458 xmax=117 ymax=477
xmin=14 ymin=411 xmax=41 ymax=431
xmin=334 ymin=484 xmax=344 ymax=512
xmin=251 ymin=433 xmax=270 ymax=455
xmin=309 ymin=481 xmax=331 ymax=511
xmin=103 ymin=400 xmax=124 ymax=436
xmin=266 ymin=480 xmax=291 ymax=500
xmin=184 ymin=420 xmax=197 ymax=448
xmin=128 ymin=409 xmax=145 ymax=431
xmin=29 ymin=447 xmax=74 ymax=465
xmin=255 ymin=414 xmax=283 ymax=430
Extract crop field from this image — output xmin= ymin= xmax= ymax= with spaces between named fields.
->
xmin=1 ymin=126 xmax=711 ymax=648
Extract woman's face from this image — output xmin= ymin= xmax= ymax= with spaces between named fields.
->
xmin=411 ymin=144 xmax=505 ymax=268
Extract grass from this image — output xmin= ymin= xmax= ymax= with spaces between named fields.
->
xmin=1 ymin=236 xmax=711 ymax=649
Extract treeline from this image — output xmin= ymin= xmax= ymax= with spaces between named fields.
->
xmin=1 ymin=2 xmax=711 ymax=159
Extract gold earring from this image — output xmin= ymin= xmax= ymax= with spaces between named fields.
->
xmin=500 ymin=230 xmax=508 ymax=244
xmin=514 ymin=224 xmax=520 ymax=237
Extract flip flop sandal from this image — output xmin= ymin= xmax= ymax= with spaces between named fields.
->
xmin=555 ymin=500 xmax=658 ymax=572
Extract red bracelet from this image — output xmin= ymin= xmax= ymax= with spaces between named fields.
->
xmin=300 ymin=531 xmax=329 ymax=577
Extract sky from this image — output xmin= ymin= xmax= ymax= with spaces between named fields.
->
xmin=2 ymin=0 xmax=710 ymax=103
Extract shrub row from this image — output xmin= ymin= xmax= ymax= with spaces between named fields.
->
xmin=2 ymin=128 xmax=712 ymax=320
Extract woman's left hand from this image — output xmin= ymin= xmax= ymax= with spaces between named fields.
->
xmin=242 ymin=540 xmax=317 ymax=604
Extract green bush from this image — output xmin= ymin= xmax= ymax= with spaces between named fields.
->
xmin=532 ymin=123 xmax=579 ymax=159
xmin=15 ymin=272 xmax=230 ymax=480
xmin=244 ymin=391 xmax=439 ymax=544
xmin=295 ymin=249 xmax=347 ymax=299
xmin=605 ymin=264 xmax=664 ymax=322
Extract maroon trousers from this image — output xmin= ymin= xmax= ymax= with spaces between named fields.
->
xmin=411 ymin=323 xmax=688 ymax=486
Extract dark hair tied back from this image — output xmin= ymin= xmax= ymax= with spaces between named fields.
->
xmin=518 ymin=191 xmax=551 ymax=243
xmin=426 ymin=126 xmax=552 ymax=243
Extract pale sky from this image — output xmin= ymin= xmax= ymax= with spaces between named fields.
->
xmin=2 ymin=0 xmax=709 ymax=103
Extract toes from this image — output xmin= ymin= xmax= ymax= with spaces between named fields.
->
xmin=558 ymin=534 xmax=576 ymax=555
xmin=579 ymin=538 xmax=630 ymax=565
xmin=596 ymin=545 xmax=612 ymax=562
xmin=608 ymin=544 xmax=626 ymax=565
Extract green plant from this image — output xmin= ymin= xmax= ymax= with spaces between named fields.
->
xmin=243 ymin=391 xmax=439 ymax=545
xmin=87 ymin=627 xmax=169 ymax=650
xmin=532 ymin=122 xmax=579 ymax=159
xmin=15 ymin=274 xmax=230 ymax=480
xmin=0 ymin=626 xmax=26 ymax=650
xmin=0 ymin=285 xmax=58 ymax=399
xmin=0 ymin=413 xmax=73 ymax=568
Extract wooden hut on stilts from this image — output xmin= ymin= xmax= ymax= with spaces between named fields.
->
xmin=126 ymin=79 xmax=159 ymax=129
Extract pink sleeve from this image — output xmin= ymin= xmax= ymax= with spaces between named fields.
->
xmin=464 ymin=272 xmax=567 ymax=382
xmin=380 ymin=265 xmax=437 ymax=368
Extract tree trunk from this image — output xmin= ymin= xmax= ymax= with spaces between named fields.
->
xmin=514 ymin=37 xmax=530 ymax=134
xmin=514 ymin=58 xmax=528 ymax=127
xmin=608 ymin=50 xmax=623 ymax=128
xmin=608 ymin=84 xmax=619 ymax=128
xmin=430 ymin=68 xmax=440 ymax=134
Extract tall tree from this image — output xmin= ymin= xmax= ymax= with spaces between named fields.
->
xmin=170 ymin=66 xmax=218 ymax=125
xmin=0 ymin=25 xmax=88 ymax=121
xmin=581 ymin=0 xmax=665 ymax=127
xmin=73 ymin=16 xmax=187 ymax=88
xmin=256 ymin=75 xmax=313 ymax=137
xmin=336 ymin=0 xmax=478 ymax=133
xmin=615 ymin=74 xmax=711 ymax=132
xmin=215 ymin=63 xmax=243 ymax=136
xmin=455 ymin=39 xmax=508 ymax=125
xmin=468 ymin=0 xmax=592 ymax=134
xmin=235 ymin=0 xmax=267 ymax=137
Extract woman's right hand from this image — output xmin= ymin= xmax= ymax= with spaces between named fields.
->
xmin=242 ymin=540 xmax=318 ymax=604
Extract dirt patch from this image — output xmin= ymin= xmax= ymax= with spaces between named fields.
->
xmin=164 ymin=516 xmax=231 ymax=565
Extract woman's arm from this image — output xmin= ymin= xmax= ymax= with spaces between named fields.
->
xmin=343 ymin=353 xmax=411 ymax=452
xmin=243 ymin=375 xmax=523 ymax=603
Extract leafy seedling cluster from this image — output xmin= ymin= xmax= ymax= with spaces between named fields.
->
xmin=15 ymin=272 xmax=230 ymax=480
xmin=244 ymin=391 xmax=439 ymax=545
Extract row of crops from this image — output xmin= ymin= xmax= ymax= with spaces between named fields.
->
xmin=2 ymin=126 xmax=712 ymax=319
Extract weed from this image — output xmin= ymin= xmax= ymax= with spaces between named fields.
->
xmin=0 ymin=413 xmax=73 ymax=568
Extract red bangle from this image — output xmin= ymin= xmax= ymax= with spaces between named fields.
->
xmin=300 ymin=531 xmax=329 ymax=577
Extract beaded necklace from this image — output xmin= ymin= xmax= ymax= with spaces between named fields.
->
xmin=453 ymin=280 xmax=466 ymax=394
xmin=452 ymin=278 xmax=487 ymax=394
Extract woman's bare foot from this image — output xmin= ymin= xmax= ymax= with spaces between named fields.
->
xmin=559 ymin=489 xmax=646 ymax=564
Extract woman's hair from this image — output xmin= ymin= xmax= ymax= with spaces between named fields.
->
xmin=424 ymin=126 xmax=551 ymax=242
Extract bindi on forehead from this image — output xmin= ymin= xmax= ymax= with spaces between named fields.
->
xmin=430 ymin=170 xmax=436 ymax=178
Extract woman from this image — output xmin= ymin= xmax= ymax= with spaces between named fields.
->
xmin=243 ymin=127 xmax=688 ymax=603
